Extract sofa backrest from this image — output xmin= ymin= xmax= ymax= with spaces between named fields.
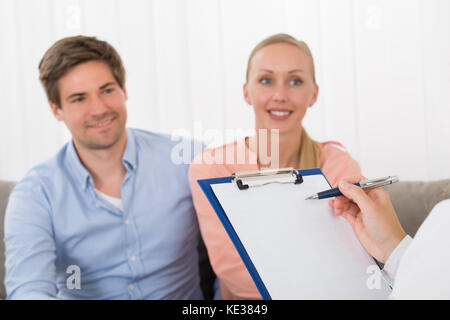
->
xmin=384 ymin=179 xmax=450 ymax=237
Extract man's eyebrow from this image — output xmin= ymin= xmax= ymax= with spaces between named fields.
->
xmin=99 ymin=82 xmax=116 ymax=90
xmin=65 ymin=82 xmax=116 ymax=101
xmin=66 ymin=92 xmax=85 ymax=101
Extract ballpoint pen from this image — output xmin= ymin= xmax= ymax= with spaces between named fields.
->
xmin=305 ymin=176 xmax=399 ymax=200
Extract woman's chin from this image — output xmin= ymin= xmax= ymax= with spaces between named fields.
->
xmin=256 ymin=123 xmax=300 ymax=136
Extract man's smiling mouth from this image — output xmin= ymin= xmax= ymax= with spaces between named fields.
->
xmin=87 ymin=116 xmax=116 ymax=129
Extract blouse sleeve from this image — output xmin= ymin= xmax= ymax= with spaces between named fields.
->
xmin=188 ymin=153 xmax=261 ymax=299
xmin=320 ymin=141 xmax=362 ymax=187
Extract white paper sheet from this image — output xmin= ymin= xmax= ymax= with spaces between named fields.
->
xmin=211 ymin=173 xmax=392 ymax=299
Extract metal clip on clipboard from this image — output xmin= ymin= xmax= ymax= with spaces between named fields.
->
xmin=232 ymin=167 xmax=303 ymax=190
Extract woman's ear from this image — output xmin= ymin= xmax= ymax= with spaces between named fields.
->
xmin=243 ymin=83 xmax=251 ymax=105
xmin=309 ymin=84 xmax=319 ymax=107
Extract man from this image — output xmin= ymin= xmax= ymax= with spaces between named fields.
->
xmin=4 ymin=36 xmax=205 ymax=299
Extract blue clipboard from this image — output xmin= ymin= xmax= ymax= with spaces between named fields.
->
xmin=197 ymin=168 xmax=328 ymax=300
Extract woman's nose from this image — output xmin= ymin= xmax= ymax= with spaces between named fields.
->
xmin=272 ymin=85 xmax=288 ymax=103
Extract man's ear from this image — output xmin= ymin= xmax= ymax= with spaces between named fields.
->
xmin=49 ymin=101 xmax=63 ymax=121
xmin=243 ymin=83 xmax=251 ymax=105
xmin=122 ymin=86 xmax=128 ymax=100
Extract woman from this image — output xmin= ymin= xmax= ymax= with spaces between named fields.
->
xmin=189 ymin=33 xmax=362 ymax=299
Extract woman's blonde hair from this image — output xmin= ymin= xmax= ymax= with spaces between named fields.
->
xmin=246 ymin=33 xmax=321 ymax=169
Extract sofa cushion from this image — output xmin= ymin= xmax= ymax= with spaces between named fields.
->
xmin=384 ymin=179 xmax=450 ymax=237
xmin=1 ymin=178 xmax=448 ymax=299
xmin=1 ymin=180 xmax=16 ymax=300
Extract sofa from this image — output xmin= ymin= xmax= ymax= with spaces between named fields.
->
xmin=1 ymin=180 xmax=15 ymax=300
xmin=1 ymin=178 xmax=450 ymax=299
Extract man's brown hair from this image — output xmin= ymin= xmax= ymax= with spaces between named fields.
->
xmin=38 ymin=35 xmax=126 ymax=108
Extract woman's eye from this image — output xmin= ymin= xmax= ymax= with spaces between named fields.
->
xmin=290 ymin=79 xmax=302 ymax=86
xmin=260 ymin=78 xmax=271 ymax=85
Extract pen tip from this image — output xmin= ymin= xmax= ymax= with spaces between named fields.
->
xmin=305 ymin=195 xmax=313 ymax=200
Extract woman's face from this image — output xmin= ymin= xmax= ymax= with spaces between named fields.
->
xmin=244 ymin=43 xmax=318 ymax=134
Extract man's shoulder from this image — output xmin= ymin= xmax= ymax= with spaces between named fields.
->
xmin=131 ymin=128 xmax=172 ymax=143
xmin=12 ymin=143 xmax=70 ymax=196
xmin=130 ymin=127 xmax=202 ymax=162
xmin=131 ymin=128 xmax=186 ymax=151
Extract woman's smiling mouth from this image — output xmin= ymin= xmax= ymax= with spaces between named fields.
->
xmin=267 ymin=109 xmax=293 ymax=120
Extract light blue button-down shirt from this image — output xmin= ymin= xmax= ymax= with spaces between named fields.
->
xmin=4 ymin=128 xmax=203 ymax=299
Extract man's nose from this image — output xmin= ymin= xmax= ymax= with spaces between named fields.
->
xmin=90 ymin=94 xmax=108 ymax=115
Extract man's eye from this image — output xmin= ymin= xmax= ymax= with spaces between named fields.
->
xmin=72 ymin=97 xmax=84 ymax=103
xmin=103 ymin=88 xmax=114 ymax=94
xmin=260 ymin=78 xmax=271 ymax=85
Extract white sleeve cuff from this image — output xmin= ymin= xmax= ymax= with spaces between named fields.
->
xmin=381 ymin=235 xmax=413 ymax=287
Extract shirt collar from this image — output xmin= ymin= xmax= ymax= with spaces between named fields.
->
xmin=122 ymin=128 xmax=137 ymax=171
xmin=65 ymin=128 xmax=138 ymax=191
xmin=66 ymin=140 xmax=91 ymax=191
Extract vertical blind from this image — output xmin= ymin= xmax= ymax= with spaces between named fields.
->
xmin=0 ymin=0 xmax=449 ymax=182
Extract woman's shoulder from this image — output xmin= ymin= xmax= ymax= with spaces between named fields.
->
xmin=189 ymin=140 xmax=255 ymax=181
xmin=319 ymin=141 xmax=349 ymax=155
xmin=318 ymin=140 xmax=361 ymax=185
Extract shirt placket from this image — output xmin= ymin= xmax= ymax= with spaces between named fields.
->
xmin=121 ymin=167 xmax=144 ymax=299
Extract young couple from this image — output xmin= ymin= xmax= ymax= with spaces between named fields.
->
xmin=4 ymin=33 xmax=362 ymax=300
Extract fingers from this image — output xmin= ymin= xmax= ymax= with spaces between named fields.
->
xmin=337 ymin=179 xmax=376 ymax=214
xmin=330 ymin=195 xmax=360 ymax=218
xmin=337 ymin=175 xmax=367 ymax=185
xmin=341 ymin=211 xmax=356 ymax=228
xmin=328 ymin=198 xmax=334 ymax=208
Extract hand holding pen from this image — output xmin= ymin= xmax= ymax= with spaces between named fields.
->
xmin=326 ymin=176 xmax=407 ymax=264
xmin=305 ymin=176 xmax=399 ymax=200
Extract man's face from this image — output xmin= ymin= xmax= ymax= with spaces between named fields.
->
xmin=50 ymin=60 xmax=128 ymax=151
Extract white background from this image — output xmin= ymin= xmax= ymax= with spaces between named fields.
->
xmin=0 ymin=0 xmax=449 ymax=182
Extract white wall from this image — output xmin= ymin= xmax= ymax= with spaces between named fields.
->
xmin=0 ymin=0 xmax=449 ymax=182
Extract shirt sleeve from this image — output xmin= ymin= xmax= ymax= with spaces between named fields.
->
xmin=389 ymin=200 xmax=450 ymax=299
xmin=4 ymin=178 xmax=58 ymax=299
xmin=380 ymin=235 xmax=413 ymax=288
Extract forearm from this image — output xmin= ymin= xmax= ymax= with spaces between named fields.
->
xmin=7 ymin=282 xmax=57 ymax=300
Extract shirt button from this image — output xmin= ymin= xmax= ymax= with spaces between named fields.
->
xmin=95 ymin=203 xmax=100 ymax=208
xmin=133 ymin=165 xmax=137 ymax=170
xmin=130 ymin=255 xmax=136 ymax=262
xmin=128 ymin=283 xmax=134 ymax=290
xmin=125 ymin=219 xmax=130 ymax=225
